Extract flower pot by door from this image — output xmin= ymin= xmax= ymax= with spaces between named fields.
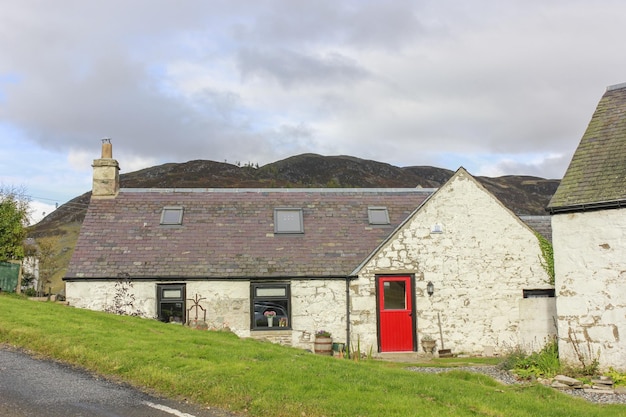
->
xmin=421 ymin=340 xmax=436 ymax=354
xmin=314 ymin=337 xmax=332 ymax=355
xmin=267 ymin=317 xmax=274 ymax=327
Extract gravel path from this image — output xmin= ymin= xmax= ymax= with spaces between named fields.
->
xmin=406 ymin=366 xmax=626 ymax=405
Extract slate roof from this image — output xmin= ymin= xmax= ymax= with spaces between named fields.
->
xmin=548 ymin=83 xmax=626 ymax=213
xmin=65 ymin=188 xmax=433 ymax=280
xmin=518 ymin=216 xmax=552 ymax=242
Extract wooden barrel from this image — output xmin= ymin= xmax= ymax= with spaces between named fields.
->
xmin=314 ymin=337 xmax=332 ymax=355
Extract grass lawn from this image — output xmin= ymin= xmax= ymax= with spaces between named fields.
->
xmin=0 ymin=293 xmax=624 ymax=417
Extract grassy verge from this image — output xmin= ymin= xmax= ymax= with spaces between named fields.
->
xmin=0 ymin=294 xmax=624 ymax=417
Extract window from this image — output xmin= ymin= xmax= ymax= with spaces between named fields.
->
xmin=157 ymin=283 xmax=186 ymax=323
xmin=274 ymin=208 xmax=303 ymax=233
xmin=251 ymin=283 xmax=291 ymax=330
xmin=523 ymin=289 xmax=555 ymax=298
xmin=368 ymin=207 xmax=390 ymax=225
xmin=383 ymin=280 xmax=406 ymax=310
xmin=161 ymin=206 xmax=184 ymax=225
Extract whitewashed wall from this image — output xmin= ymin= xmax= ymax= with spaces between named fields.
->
xmin=66 ymin=278 xmax=348 ymax=351
xmin=552 ymin=208 xmax=626 ymax=371
xmin=353 ymin=170 xmax=554 ymax=355
xmin=519 ymin=297 xmax=557 ymax=350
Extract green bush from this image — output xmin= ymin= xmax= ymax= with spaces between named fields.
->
xmin=23 ymin=288 xmax=37 ymax=296
xmin=501 ymin=338 xmax=561 ymax=379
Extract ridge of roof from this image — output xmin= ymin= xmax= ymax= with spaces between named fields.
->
xmin=607 ymin=82 xmax=626 ymax=91
xmin=120 ymin=187 xmax=437 ymax=194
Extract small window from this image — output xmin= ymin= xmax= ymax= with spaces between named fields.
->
xmin=523 ymin=289 xmax=555 ymax=298
xmin=274 ymin=208 xmax=303 ymax=233
xmin=161 ymin=206 xmax=184 ymax=225
xmin=368 ymin=207 xmax=390 ymax=225
xmin=251 ymin=283 xmax=291 ymax=330
xmin=157 ymin=283 xmax=186 ymax=323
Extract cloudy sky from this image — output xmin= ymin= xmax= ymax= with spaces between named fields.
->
xmin=1 ymin=0 xmax=625 ymax=223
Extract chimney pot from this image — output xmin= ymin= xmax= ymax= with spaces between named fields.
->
xmin=101 ymin=138 xmax=112 ymax=158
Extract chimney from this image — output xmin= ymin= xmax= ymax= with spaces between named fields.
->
xmin=92 ymin=138 xmax=120 ymax=198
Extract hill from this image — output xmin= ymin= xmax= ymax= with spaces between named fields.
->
xmin=27 ymin=154 xmax=559 ymax=293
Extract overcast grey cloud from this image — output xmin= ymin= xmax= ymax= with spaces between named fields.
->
xmin=1 ymin=0 xmax=625 ymax=220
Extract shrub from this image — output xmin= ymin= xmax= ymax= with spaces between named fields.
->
xmin=23 ymin=288 xmax=37 ymax=297
xmin=500 ymin=338 xmax=560 ymax=379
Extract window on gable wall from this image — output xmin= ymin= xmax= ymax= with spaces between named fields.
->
xmin=251 ymin=283 xmax=291 ymax=330
xmin=160 ymin=206 xmax=184 ymax=225
xmin=274 ymin=208 xmax=304 ymax=233
xmin=523 ymin=289 xmax=555 ymax=298
xmin=368 ymin=207 xmax=390 ymax=225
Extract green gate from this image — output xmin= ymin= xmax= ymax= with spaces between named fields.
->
xmin=0 ymin=261 xmax=21 ymax=292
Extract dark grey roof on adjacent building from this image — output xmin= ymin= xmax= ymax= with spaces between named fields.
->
xmin=65 ymin=188 xmax=433 ymax=280
xmin=548 ymin=83 xmax=626 ymax=213
xmin=519 ymin=216 xmax=552 ymax=242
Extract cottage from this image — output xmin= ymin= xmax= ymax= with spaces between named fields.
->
xmin=548 ymin=82 xmax=626 ymax=371
xmin=351 ymin=168 xmax=555 ymax=355
xmin=65 ymin=142 xmax=555 ymax=356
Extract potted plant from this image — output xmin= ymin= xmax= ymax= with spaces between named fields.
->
xmin=264 ymin=310 xmax=276 ymax=327
xmin=421 ymin=335 xmax=437 ymax=354
xmin=314 ymin=330 xmax=332 ymax=355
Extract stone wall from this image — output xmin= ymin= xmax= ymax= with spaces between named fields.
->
xmin=65 ymin=278 xmax=348 ymax=351
xmin=552 ymin=208 xmax=626 ymax=371
xmin=519 ymin=297 xmax=557 ymax=350
xmin=352 ymin=170 xmax=554 ymax=355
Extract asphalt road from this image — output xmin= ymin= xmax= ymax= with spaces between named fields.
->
xmin=0 ymin=348 xmax=237 ymax=417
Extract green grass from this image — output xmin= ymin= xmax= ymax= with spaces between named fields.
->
xmin=1 ymin=294 xmax=624 ymax=417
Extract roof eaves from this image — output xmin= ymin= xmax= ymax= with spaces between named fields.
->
xmin=547 ymin=199 xmax=626 ymax=215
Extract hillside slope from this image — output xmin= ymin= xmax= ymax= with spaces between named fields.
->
xmin=28 ymin=154 xmax=559 ymax=293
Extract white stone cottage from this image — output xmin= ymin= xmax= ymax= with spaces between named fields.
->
xmin=548 ymin=83 xmax=626 ymax=371
xmin=65 ymin=142 xmax=555 ymax=356
xmin=352 ymin=168 xmax=555 ymax=355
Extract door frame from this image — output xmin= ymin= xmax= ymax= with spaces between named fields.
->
xmin=375 ymin=274 xmax=417 ymax=352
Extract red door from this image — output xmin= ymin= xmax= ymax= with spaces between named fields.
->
xmin=377 ymin=275 xmax=415 ymax=352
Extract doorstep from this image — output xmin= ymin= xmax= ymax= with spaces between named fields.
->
xmin=377 ymin=352 xmax=425 ymax=362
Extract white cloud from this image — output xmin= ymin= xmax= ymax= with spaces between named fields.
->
xmin=1 ymin=0 xmax=625 ymax=204
xmin=28 ymin=200 xmax=57 ymax=225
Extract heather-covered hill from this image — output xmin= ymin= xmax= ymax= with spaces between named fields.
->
xmin=27 ymin=154 xmax=559 ymax=293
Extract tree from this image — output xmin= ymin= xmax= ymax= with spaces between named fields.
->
xmin=0 ymin=186 xmax=30 ymax=262
xmin=35 ymin=237 xmax=59 ymax=296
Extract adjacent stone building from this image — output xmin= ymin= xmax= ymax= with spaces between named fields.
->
xmin=548 ymin=82 xmax=626 ymax=371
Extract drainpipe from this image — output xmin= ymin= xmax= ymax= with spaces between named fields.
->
xmin=345 ymin=275 xmax=351 ymax=356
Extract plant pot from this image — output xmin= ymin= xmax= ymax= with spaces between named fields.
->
xmin=421 ymin=340 xmax=436 ymax=354
xmin=267 ymin=317 xmax=274 ymax=327
xmin=314 ymin=337 xmax=332 ymax=355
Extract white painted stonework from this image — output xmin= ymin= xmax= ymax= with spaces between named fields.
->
xmin=552 ymin=208 xmax=626 ymax=371
xmin=66 ymin=279 xmax=348 ymax=352
xmin=352 ymin=169 xmax=555 ymax=355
